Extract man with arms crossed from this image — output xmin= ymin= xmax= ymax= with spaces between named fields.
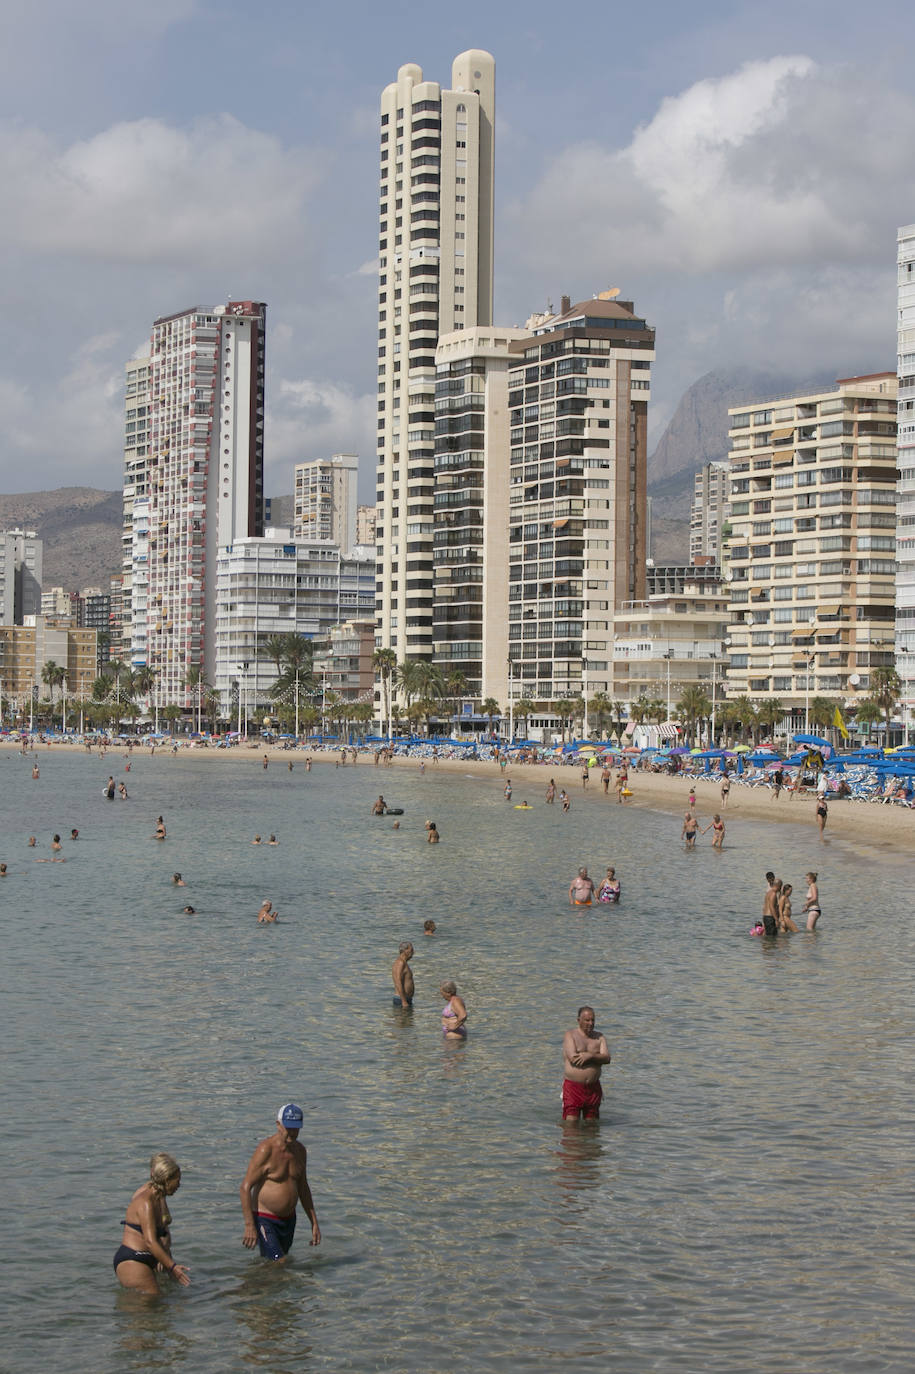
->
xmin=240 ymin=1103 xmax=321 ymax=1261
xmin=562 ymin=1006 xmax=611 ymax=1121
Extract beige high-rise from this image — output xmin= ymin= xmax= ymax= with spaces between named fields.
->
xmin=374 ymin=51 xmax=495 ymax=663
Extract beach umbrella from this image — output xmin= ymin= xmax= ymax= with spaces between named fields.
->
xmin=736 ymin=754 xmax=744 ymax=775
xmin=670 ymin=747 xmax=692 ymax=755
xmin=732 ymin=744 xmax=750 ymax=752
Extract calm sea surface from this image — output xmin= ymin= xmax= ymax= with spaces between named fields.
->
xmin=2 ymin=747 xmax=913 ymax=1372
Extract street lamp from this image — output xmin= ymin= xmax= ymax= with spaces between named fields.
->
xmin=663 ymin=650 xmax=673 ymax=723
xmin=507 ymin=657 xmax=514 ymax=743
xmin=804 ymin=653 xmax=813 ymax=734
xmin=236 ymin=661 xmax=249 ymax=737
xmin=61 ymin=673 xmax=68 ymax=735
xmin=709 ymin=653 xmax=718 ymax=747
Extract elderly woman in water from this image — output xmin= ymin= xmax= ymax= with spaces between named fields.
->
xmin=440 ymin=980 xmax=468 ymax=1039
xmin=113 ymin=1152 xmax=190 ymax=1294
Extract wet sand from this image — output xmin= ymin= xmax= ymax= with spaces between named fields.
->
xmin=5 ymin=737 xmax=912 ymax=852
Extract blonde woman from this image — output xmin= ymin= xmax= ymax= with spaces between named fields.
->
xmin=114 ymin=1153 xmax=190 ymax=1293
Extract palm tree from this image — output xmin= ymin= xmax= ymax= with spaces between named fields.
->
xmin=92 ymin=674 xmax=114 ymax=702
xmin=755 ymin=697 xmax=785 ymax=744
xmin=551 ymin=699 xmax=575 ymax=744
xmin=261 ymin=634 xmax=290 ymax=679
xmin=445 ymin=670 xmax=468 ymax=731
xmin=808 ymin=696 xmax=839 ymax=731
xmin=413 ymin=695 xmax=440 ymax=737
xmin=351 ymin=701 xmax=375 ymax=743
xmin=851 ymin=698 xmax=882 ymax=742
xmin=514 ymin=696 xmax=535 ymax=741
xmin=646 ymin=697 xmax=667 ymax=727
xmin=481 ymin=696 xmax=501 ymax=739
xmin=414 ymin=661 xmax=445 ymax=702
xmin=373 ymin=647 xmax=397 ymax=740
xmin=567 ymin=696 xmax=586 ymax=740
xmin=587 ymin=692 xmax=612 ymax=740
xmin=611 ymin=699 xmax=627 ymax=743
xmin=729 ymin=695 xmax=758 ymax=745
xmin=676 ymin=685 xmax=711 ymax=746
xmin=396 ymin=658 xmax=423 ymax=708
xmin=132 ymin=666 xmax=157 ymax=722
xmin=96 ymin=630 xmax=111 ymax=674
xmin=629 ymin=696 xmax=649 ymax=726
xmin=184 ymin=665 xmax=211 ymax=733
xmin=869 ymin=665 xmax=902 ymax=739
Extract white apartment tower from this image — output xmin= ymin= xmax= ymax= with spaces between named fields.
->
xmin=123 ymin=351 xmax=151 ymax=664
xmin=896 ymin=224 xmax=915 ymax=731
xmin=0 ymin=529 xmax=42 ymax=625
xmin=294 ymin=453 xmax=358 ymax=551
xmin=375 ymin=51 xmax=495 ymax=661
xmin=690 ymin=462 xmax=730 ymax=561
xmin=136 ymin=301 xmax=266 ymax=706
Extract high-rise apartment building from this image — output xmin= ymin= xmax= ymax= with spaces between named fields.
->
xmin=128 ymin=301 xmax=267 ymax=705
xmin=896 ymin=223 xmax=915 ymax=732
xmin=0 ymin=528 xmax=42 ymax=625
xmin=506 ymin=293 xmax=655 ymax=701
xmin=122 ymin=351 xmax=151 ymax=665
xmin=433 ymin=325 xmax=530 ymax=701
xmin=294 ymin=454 xmax=358 ymax=550
xmin=690 ymin=462 xmax=730 ymax=560
xmin=374 ymin=51 xmax=495 ymax=662
xmin=724 ymin=374 xmax=897 ymax=710
xmin=356 ymin=505 xmax=377 ymax=547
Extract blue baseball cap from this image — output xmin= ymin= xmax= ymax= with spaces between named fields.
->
xmin=277 ymin=1103 xmax=304 ymax=1129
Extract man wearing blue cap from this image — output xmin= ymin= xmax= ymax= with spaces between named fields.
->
xmin=240 ymin=1104 xmax=322 ymax=1260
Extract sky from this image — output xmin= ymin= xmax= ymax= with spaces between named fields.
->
xmin=1 ymin=0 xmax=914 ymax=504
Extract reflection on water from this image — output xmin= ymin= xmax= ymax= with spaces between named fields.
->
xmin=3 ymin=750 xmax=915 ymax=1371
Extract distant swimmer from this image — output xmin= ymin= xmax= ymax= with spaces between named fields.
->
xmin=70 ymin=829 xmax=79 ymax=841
xmin=119 ymin=783 xmax=129 ymax=799
xmin=762 ymin=872 xmax=779 ymax=937
xmin=562 ymin=1006 xmax=611 ymax=1122
xmin=288 ymin=761 xmax=294 ymax=772
xmin=440 ymin=981 xmax=467 ymax=1039
xmin=681 ymin=812 xmax=698 ymax=850
xmin=515 ymin=801 xmax=533 ymax=809
xmin=27 ymin=836 xmax=37 ymax=847
xmin=154 ymin=817 xmax=166 ymax=840
xmin=182 ymin=906 xmax=196 ymax=914
xmin=560 ymin=790 xmax=571 ymax=813
xmin=105 ymin=776 xmax=116 ymax=799
xmin=172 ymin=873 xmax=185 ymax=886
xmin=0 ymin=863 xmax=7 ymax=876
xmin=597 ymin=867 xmax=620 ymax=903
xmin=423 ymin=919 xmax=436 ymax=936
xmin=268 ymin=835 xmax=278 ymax=845
xmin=778 ymin=883 xmax=799 ymax=933
xmin=263 ymin=755 xmax=269 ymax=770
xmin=51 ymin=834 xmax=62 ymax=852
xmin=702 ymin=814 xmax=725 ymax=849
xmin=426 ymin=821 xmax=440 ymax=844
xmin=545 ymin=779 xmax=556 ymax=805
xmin=257 ymin=900 xmax=278 ymax=923
xmin=803 ymin=872 xmax=821 ymax=931
xmin=371 ymin=797 xmax=387 ymax=815
xmin=113 ymin=1152 xmax=190 ymax=1294
xmin=240 ymin=1104 xmax=321 ymax=1260
xmin=31 ymin=764 xmax=39 ymax=779
xmin=392 ymin=941 xmax=415 ymax=1008
xmin=504 ymin=779 xmax=513 ymax=801
xmin=252 ymin=835 xmax=262 ymax=845
xmin=569 ymin=867 xmax=596 ymax=907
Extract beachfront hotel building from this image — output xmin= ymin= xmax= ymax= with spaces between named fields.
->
xmin=0 ymin=529 xmax=42 ymax=625
xmin=293 ymin=454 xmax=359 ymax=551
xmin=0 ymin=618 xmax=96 ymax=719
xmin=432 ymin=325 xmax=531 ymax=703
xmin=690 ymin=462 xmax=730 ymax=561
xmin=124 ymin=301 xmax=267 ymax=706
xmin=723 ymin=373 xmax=897 ymax=711
xmin=212 ymin=531 xmax=374 ymax=714
xmin=506 ymin=293 xmax=655 ymax=702
xmin=374 ymin=51 xmax=495 ymax=665
xmin=611 ymin=580 xmax=730 ymax=722
xmin=896 ymin=223 xmax=915 ymax=733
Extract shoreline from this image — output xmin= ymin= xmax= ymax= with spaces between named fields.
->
xmin=4 ymin=736 xmax=913 ymax=854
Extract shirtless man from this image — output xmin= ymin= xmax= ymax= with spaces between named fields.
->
xmin=240 ymin=1104 xmax=321 ymax=1261
xmin=257 ymin=900 xmax=278 ymax=923
xmin=762 ymin=872 xmax=779 ymax=937
xmin=371 ymin=796 xmax=387 ymax=815
xmin=569 ymin=867 xmax=596 ymax=907
xmin=392 ymin=941 xmax=415 ymax=1007
xmin=562 ymin=1006 xmax=611 ymax=1121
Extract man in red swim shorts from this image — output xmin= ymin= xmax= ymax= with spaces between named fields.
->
xmin=562 ymin=1006 xmax=611 ymax=1120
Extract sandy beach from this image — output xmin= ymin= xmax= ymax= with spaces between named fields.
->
xmin=5 ymin=736 xmax=913 ymax=854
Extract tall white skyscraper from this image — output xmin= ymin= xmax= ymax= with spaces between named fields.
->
xmin=127 ymin=301 xmax=267 ymax=705
xmin=896 ymin=224 xmax=915 ymax=732
xmin=374 ymin=50 xmax=495 ymax=662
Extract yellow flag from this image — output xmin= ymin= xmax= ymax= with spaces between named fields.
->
xmin=833 ymin=706 xmax=849 ymax=740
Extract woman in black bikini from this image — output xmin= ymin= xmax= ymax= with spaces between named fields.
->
xmin=114 ymin=1152 xmax=190 ymax=1293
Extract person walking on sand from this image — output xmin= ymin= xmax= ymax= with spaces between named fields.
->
xmin=720 ymin=773 xmax=730 ymax=807
xmin=562 ymin=1006 xmax=611 ymax=1121
xmin=240 ymin=1104 xmax=321 ymax=1261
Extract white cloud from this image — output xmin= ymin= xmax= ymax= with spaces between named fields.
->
xmin=507 ymin=56 xmax=914 ymax=277
xmin=265 ymin=378 xmax=376 ymax=494
xmin=0 ymin=115 xmax=322 ymax=269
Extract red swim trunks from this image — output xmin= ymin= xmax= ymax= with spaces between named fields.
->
xmin=562 ymin=1078 xmax=603 ymax=1119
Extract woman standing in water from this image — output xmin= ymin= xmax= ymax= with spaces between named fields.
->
xmin=113 ymin=1153 xmax=190 ymax=1294
xmin=440 ymin=981 xmax=468 ymax=1039
xmin=802 ymin=872 xmax=822 ymax=930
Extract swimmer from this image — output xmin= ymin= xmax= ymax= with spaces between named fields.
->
xmin=113 ymin=1152 xmax=190 ymax=1294
xmin=440 ymin=981 xmax=468 ymax=1039
xmin=560 ymin=790 xmax=570 ymax=813
xmin=70 ymin=829 xmax=79 ymax=841
xmin=27 ymin=836 xmax=37 ymax=847
xmin=268 ymin=835 xmax=278 ymax=845
xmin=51 ymin=834 xmax=62 ymax=852
xmin=545 ymin=779 xmax=556 ymax=804
xmin=597 ymin=867 xmax=620 ymax=903
xmin=371 ymin=797 xmax=387 ymax=815
xmin=423 ymin=919 xmax=436 ymax=936
xmin=426 ymin=821 xmax=440 ymax=844
xmin=762 ymin=873 xmax=779 ymax=937
xmin=802 ymin=872 xmax=821 ymax=931
xmin=392 ymin=942 xmax=415 ymax=1007
xmin=750 ymin=921 xmax=764 ymax=936
xmin=778 ymin=883 xmax=799 ymax=933
xmin=681 ymin=812 xmax=698 ymax=850
xmin=702 ymin=814 xmax=725 ymax=849
xmin=257 ymin=900 xmax=278 ymax=923
xmin=504 ymin=779 xmax=513 ymax=801
xmin=392 ymin=820 xmax=400 ymax=830
xmin=182 ymin=905 xmax=196 ymax=914
xmin=154 ymin=817 xmax=166 ymax=840
xmin=119 ymin=783 xmax=128 ymax=799
xmin=515 ymin=801 xmax=533 ymax=809
xmin=569 ymin=867 xmax=596 ymax=907
xmin=32 ymin=763 xmax=40 ymax=778
xmin=105 ymin=776 xmax=116 ymax=799
xmin=172 ymin=873 xmax=185 ymax=886
xmin=0 ymin=863 xmax=7 ymax=876
xmin=251 ymin=835 xmax=262 ymax=845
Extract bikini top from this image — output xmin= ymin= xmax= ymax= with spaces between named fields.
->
xmin=123 ymin=1218 xmax=169 ymax=1238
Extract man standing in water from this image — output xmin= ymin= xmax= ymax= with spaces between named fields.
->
xmin=240 ymin=1104 xmax=321 ymax=1260
xmin=392 ymin=941 xmax=415 ymax=1007
xmin=562 ymin=1006 xmax=611 ymax=1121
xmin=569 ymin=867 xmax=596 ymax=906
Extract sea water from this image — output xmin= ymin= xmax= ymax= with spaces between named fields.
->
xmin=2 ymin=748 xmax=913 ymax=1372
